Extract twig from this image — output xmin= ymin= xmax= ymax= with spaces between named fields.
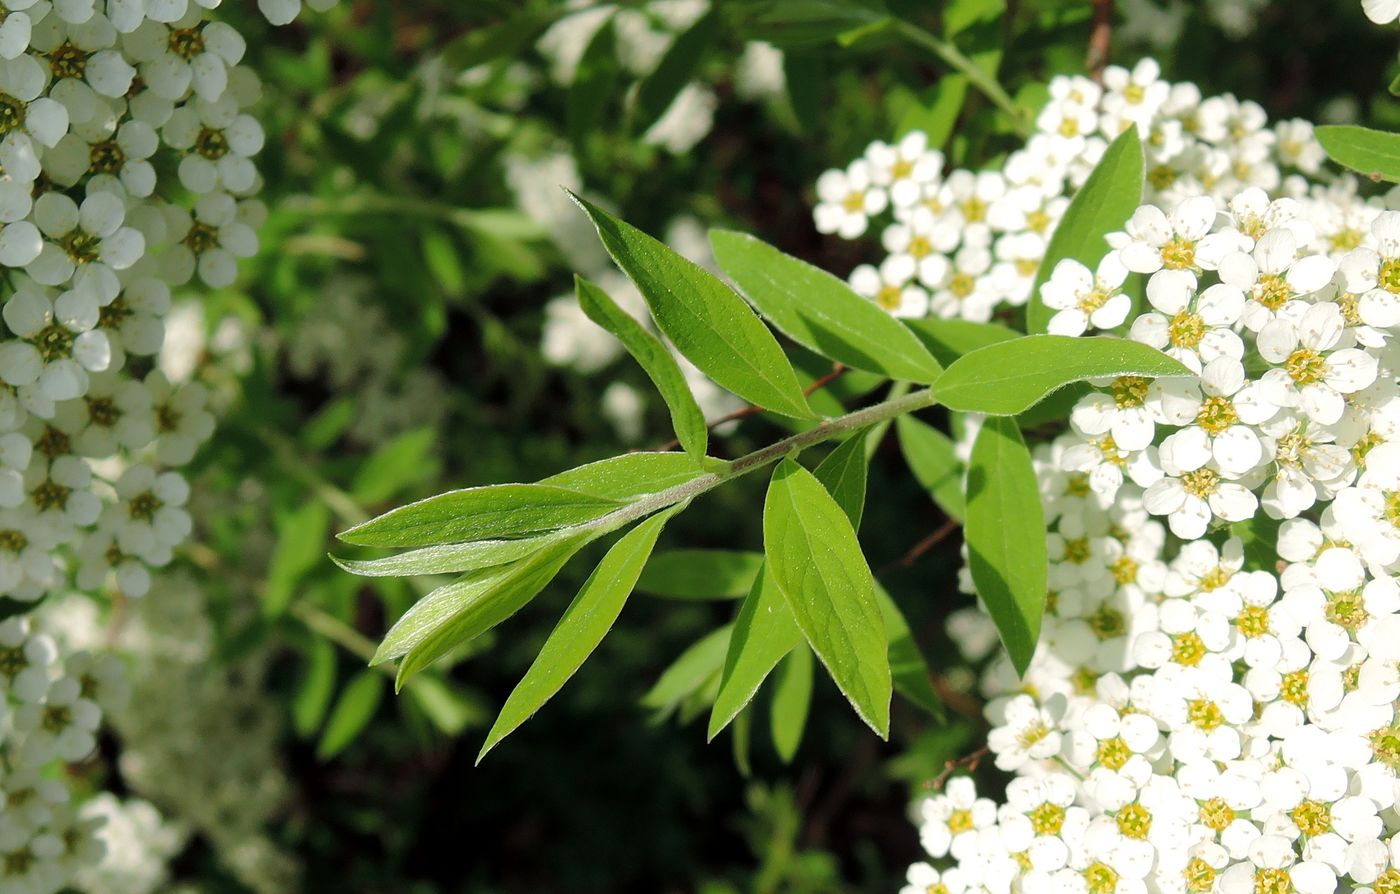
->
xmin=896 ymin=21 xmax=1031 ymax=138
xmin=924 ymin=745 xmax=990 ymax=791
xmin=648 ymin=364 xmax=847 ymax=453
xmin=1086 ymin=0 xmax=1113 ymax=82
xmin=880 ymin=518 xmax=960 ymax=574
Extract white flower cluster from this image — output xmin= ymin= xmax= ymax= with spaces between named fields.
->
xmin=871 ymin=62 xmax=1400 ymax=894
xmin=813 ymin=58 xmax=1326 ymax=324
xmin=0 ymin=2 xmax=322 ymax=892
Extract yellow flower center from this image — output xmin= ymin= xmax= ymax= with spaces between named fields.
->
xmin=1236 ymin=604 xmax=1271 ymax=638
xmin=949 ymin=272 xmax=976 ymax=298
xmin=1116 ymin=803 xmax=1152 ymax=839
xmin=1285 ymin=348 xmax=1327 ymax=387
xmin=1169 ymin=311 xmax=1206 ymax=348
xmin=1196 ymin=396 xmax=1238 ymax=435
xmin=1254 ymin=868 xmax=1292 ymax=894
xmin=1083 ymin=862 xmax=1119 ymax=894
xmin=1199 ymin=797 xmax=1235 ymax=831
xmin=1184 ymin=857 xmax=1216 ymax=893
xmin=1291 ymin=799 xmax=1330 ymax=836
xmin=1280 ymin=670 xmax=1310 ymax=707
xmin=1111 ymin=375 xmax=1149 ymax=408
xmin=1180 ymin=468 xmax=1220 ymax=499
xmin=1029 ymin=801 xmax=1066 ymax=835
xmin=1171 ymin=631 xmax=1206 ymax=666
xmin=1187 ymin=698 xmax=1224 ymax=730
xmin=1161 ymin=236 xmax=1196 ymax=270
xmin=1096 ymin=736 xmax=1132 ymax=770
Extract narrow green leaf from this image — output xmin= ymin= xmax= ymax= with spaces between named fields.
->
xmin=567 ymin=17 xmax=618 ymax=143
xmin=479 ymin=507 xmax=681 ymax=760
xmin=896 ymin=416 xmax=965 ymax=521
xmin=634 ymin=12 xmax=718 ymax=128
xmin=292 ymin=637 xmax=336 ymax=737
xmin=707 ymin=564 xmax=803 ymax=740
xmin=931 ymin=334 xmax=1190 ymax=415
xmin=576 ymin=276 xmax=708 ymax=462
xmin=542 ymin=452 xmax=720 ymax=499
xmin=264 ymin=501 xmax=331 ymax=616
xmin=769 ymin=645 xmax=813 ymax=763
xmin=350 ymin=427 xmax=439 ymax=503
xmin=709 ymin=230 xmax=944 ymax=384
xmin=641 ymin=624 xmax=733 ymax=710
xmin=339 ymin=483 xmax=622 ymax=548
xmin=732 ymin=703 xmax=753 ymax=777
xmin=378 ymin=538 xmax=586 ymax=674
xmin=812 ymin=429 xmax=870 ymax=529
xmin=894 ymin=76 xmax=967 ymax=146
xmin=404 ymin=675 xmax=486 ymax=735
xmin=1027 ymin=126 xmax=1145 ymax=334
xmin=965 ymin=417 xmax=1046 ymax=675
xmin=316 ymin=671 xmax=384 ymax=760
xmin=636 ymin=549 xmax=763 ymax=599
xmin=763 ymin=458 xmax=890 ymax=737
xmin=333 ymin=533 xmax=567 ymax=578
xmin=442 ymin=9 xmax=562 ymax=69
xmin=876 ymin=583 xmax=944 ymax=721
xmin=569 ymin=193 xmax=814 ymax=419
xmin=783 ymin=51 xmax=823 ymax=128
xmin=1316 ymin=125 xmax=1400 ymax=182
xmin=903 ymin=317 xmax=1018 ymax=367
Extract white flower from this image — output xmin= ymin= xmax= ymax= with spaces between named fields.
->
xmin=1118 ymin=197 xmax=1238 ymax=279
xmin=1143 ymin=456 xmax=1258 ymax=540
xmin=988 ymin=694 xmax=1065 ymax=770
xmin=1257 ymin=301 xmax=1378 ymax=426
xmin=1158 ymin=357 xmax=1275 ymax=475
xmin=1043 ymin=253 xmax=1133 ymax=336
xmin=0 ymin=287 xmax=110 ymax=400
xmin=920 ymin=776 xmax=998 ymax=860
xmin=849 ymin=254 xmax=929 ymax=318
xmin=866 ymin=131 xmax=943 ymax=208
xmin=1130 ymin=275 xmax=1245 ymax=372
xmin=814 ymin=160 xmax=887 ymax=239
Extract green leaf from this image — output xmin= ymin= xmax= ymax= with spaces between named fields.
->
xmin=896 ymin=416 xmax=965 ymax=521
xmin=479 ymin=507 xmax=680 ymax=760
xmin=783 ymin=52 xmax=823 ymax=128
xmin=763 ymin=458 xmax=890 ymax=737
xmin=349 ymin=427 xmax=439 ymax=504
xmin=1027 ymin=126 xmax=1144 ymax=334
xmin=876 ymin=583 xmax=944 ymax=721
xmin=1316 ymin=125 xmax=1400 ymax=183
xmin=732 ymin=703 xmax=754 ymax=777
xmin=576 ymin=275 xmax=708 ymax=462
xmin=378 ymin=538 xmax=586 ymax=680
xmin=894 ymin=76 xmax=967 ymax=146
xmin=965 ymin=417 xmax=1046 ymax=675
xmin=264 ymin=501 xmax=331 ymax=616
xmin=903 ymin=317 xmax=1018 ymax=367
xmin=567 ymin=17 xmax=619 ymax=143
xmin=569 ymin=193 xmax=814 ymax=419
xmin=403 ymin=675 xmax=486 ymax=735
xmin=333 ymin=533 xmax=569 ymax=578
xmin=542 ymin=452 xmax=720 ymax=499
xmin=292 ymin=637 xmax=336 ymax=738
xmin=769 ymin=645 xmax=813 ymax=763
xmin=931 ymin=334 xmax=1190 ymax=415
xmin=812 ymin=429 xmax=871 ymax=529
xmin=641 ymin=624 xmax=733 ymax=710
xmin=709 ymin=229 xmax=943 ymax=384
xmin=636 ymin=549 xmax=763 ymax=599
xmin=339 ymin=484 xmax=623 ymax=548
xmin=1232 ymin=514 xmax=1282 ymax=572
xmin=316 ymin=671 xmax=384 ymax=760
xmin=0 ymin=596 xmax=40 ymax=623
xmin=707 ymin=564 xmax=803 ymax=740
xmin=634 ymin=12 xmax=719 ymax=128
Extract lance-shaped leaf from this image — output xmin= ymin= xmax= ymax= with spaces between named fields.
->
xmin=708 ymin=432 xmax=871 ymax=739
xmin=1316 ymin=125 xmax=1400 ymax=183
xmin=316 ymin=671 xmax=383 ymax=760
xmin=575 ymin=275 xmax=708 ymax=462
xmin=769 ymin=646 xmax=813 ymax=763
xmin=634 ymin=12 xmax=718 ymax=128
xmin=965 ymin=417 xmax=1046 ymax=675
xmin=637 ymin=549 xmax=762 ymax=599
xmin=707 ymin=565 xmax=802 ymax=740
xmin=570 ymin=193 xmax=814 ymax=419
xmin=709 ymin=229 xmax=944 ymax=384
xmin=931 ymin=334 xmax=1189 ymax=415
xmin=763 ymin=458 xmax=890 ymax=737
xmin=378 ymin=538 xmax=587 ymax=686
xmin=641 ymin=624 xmax=733 ymax=712
xmin=542 ymin=452 xmax=721 ymax=498
xmin=1027 ymin=126 xmax=1144 ymax=334
xmin=876 ymin=583 xmax=944 ymax=721
xmin=338 ymin=484 xmax=623 ymax=548
xmin=478 ymin=507 xmax=682 ymax=760
xmin=567 ymin=16 xmax=618 ymax=143
xmin=334 ymin=533 xmax=569 ymax=578
xmin=340 ymin=453 xmax=715 ymax=551
xmin=896 ymin=415 xmax=965 ymax=521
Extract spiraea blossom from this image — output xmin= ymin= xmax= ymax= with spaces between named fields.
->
xmin=817 ymin=57 xmax=1400 ymax=894
xmin=0 ymin=3 xmax=331 ymax=893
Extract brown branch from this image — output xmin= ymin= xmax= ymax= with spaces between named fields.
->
xmin=1086 ymin=0 xmax=1113 ymax=82
xmin=924 ymin=745 xmax=990 ymax=791
xmin=879 ymin=517 xmax=960 ymax=574
xmin=647 ymin=364 xmax=848 ymax=453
